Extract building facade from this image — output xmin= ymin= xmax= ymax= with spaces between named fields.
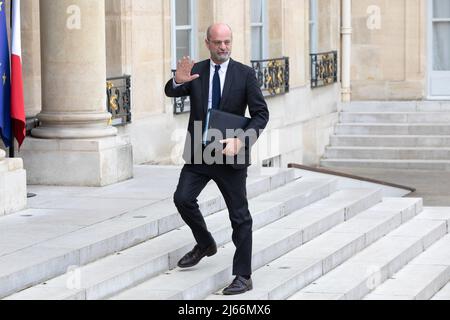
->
xmin=1 ymin=0 xmax=448 ymax=215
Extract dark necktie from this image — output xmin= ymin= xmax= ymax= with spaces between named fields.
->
xmin=212 ymin=65 xmax=221 ymax=109
xmin=202 ymin=64 xmax=222 ymax=145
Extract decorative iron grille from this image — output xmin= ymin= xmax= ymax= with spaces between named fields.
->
xmin=172 ymin=70 xmax=191 ymax=115
xmin=25 ymin=117 xmax=40 ymax=136
xmin=106 ymin=75 xmax=132 ymax=126
xmin=310 ymin=51 xmax=338 ymax=88
xmin=251 ymin=57 xmax=290 ymax=97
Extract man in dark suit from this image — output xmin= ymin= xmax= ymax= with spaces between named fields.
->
xmin=165 ymin=23 xmax=269 ymax=295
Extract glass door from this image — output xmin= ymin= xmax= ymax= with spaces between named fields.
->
xmin=428 ymin=0 xmax=450 ymax=98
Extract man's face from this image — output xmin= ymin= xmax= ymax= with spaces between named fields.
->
xmin=206 ymin=27 xmax=233 ymax=64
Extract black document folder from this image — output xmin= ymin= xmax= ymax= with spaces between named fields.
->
xmin=206 ymin=109 xmax=251 ymax=143
xmin=204 ymin=109 xmax=252 ymax=166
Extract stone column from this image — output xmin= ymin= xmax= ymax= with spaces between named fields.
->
xmin=341 ymin=0 xmax=352 ymax=102
xmin=22 ymin=0 xmax=42 ymax=118
xmin=19 ymin=0 xmax=133 ymax=186
xmin=0 ymin=149 xmax=27 ymax=216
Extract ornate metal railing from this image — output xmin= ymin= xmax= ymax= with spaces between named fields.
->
xmin=251 ymin=57 xmax=289 ymax=97
xmin=310 ymin=51 xmax=338 ymax=88
xmin=106 ymin=75 xmax=132 ymax=125
xmin=172 ymin=57 xmax=290 ymax=113
xmin=171 ymin=70 xmax=191 ymax=115
xmin=25 ymin=116 xmax=41 ymax=136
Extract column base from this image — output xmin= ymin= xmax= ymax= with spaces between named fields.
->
xmin=0 ymin=157 xmax=27 ymax=216
xmin=19 ymin=136 xmax=134 ymax=187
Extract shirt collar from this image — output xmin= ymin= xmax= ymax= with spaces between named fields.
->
xmin=210 ymin=59 xmax=230 ymax=73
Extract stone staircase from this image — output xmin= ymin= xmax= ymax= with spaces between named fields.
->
xmin=321 ymin=101 xmax=450 ymax=171
xmin=2 ymin=166 xmax=450 ymax=300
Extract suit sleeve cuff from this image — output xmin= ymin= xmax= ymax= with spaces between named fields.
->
xmin=172 ymin=78 xmax=183 ymax=88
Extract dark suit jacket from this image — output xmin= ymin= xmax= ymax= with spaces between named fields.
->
xmin=165 ymin=58 xmax=269 ymax=169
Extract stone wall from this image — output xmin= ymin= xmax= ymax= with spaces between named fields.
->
xmin=351 ymin=0 xmax=427 ymax=100
xmin=17 ymin=0 xmax=341 ymax=169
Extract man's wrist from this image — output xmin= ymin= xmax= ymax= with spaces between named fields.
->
xmin=173 ymin=78 xmax=183 ymax=87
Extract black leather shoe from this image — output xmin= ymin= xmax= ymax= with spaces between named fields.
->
xmin=222 ymin=276 xmax=253 ymax=295
xmin=177 ymin=242 xmax=217 ymax=268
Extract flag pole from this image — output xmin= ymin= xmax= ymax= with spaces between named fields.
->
xmin=9 ymin=0 xmax=14 ymax=158
xmin=10 ymin=0 xmax=34 ymax=198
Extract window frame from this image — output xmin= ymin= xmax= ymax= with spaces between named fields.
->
xmin=250 ymin=0 xmax=268 ymax=60
xmin=309 ymin=0 xmax=318 ymax=54
xmin=171 ymin=0 xmax=198 ymax=70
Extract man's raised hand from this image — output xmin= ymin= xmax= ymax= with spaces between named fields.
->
xmin=175 ymin=56 xmax=200 ymax=84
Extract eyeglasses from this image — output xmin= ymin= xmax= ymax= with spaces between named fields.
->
xmin=207 ymin=39 xmax=232 ymax=47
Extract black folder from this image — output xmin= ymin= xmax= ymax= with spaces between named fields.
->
xmin=206 ymin=109 xmax=251 ymax=143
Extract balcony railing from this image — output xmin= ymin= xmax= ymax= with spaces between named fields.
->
xmin=251 ymin=57 xmax=290 ymax=97
xmin=310 ymin=51 xmax=338 ymax=88
xmin=172 ymin=57 xmax=290 ymax=114
xmin=24 ymin=77 xmax=132 ymax=136
xmin=106 ymin=75 xmax=132 ymax=125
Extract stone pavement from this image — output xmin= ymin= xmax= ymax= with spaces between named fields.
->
xmin=3 ymin=165 xmax=450 ymax=300
xmin=0 ymin=165 xmax=181 ymax=257
xmin=0 ymin=165 xmax=308 ymax=298
xmin=0 ymin=165 xmax=292 ymax=263
xmin=321 ymin=167 xmax=450 ymax=207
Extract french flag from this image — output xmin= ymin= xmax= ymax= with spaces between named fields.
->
xmin=0 ymin=0 xmax=25 ymax=150
xmin=0 ymin=0 xmax=11 ymax=148
xmin=11 ymin=0 xmax=26 ymax=149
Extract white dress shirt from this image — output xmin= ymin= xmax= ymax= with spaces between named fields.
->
xmin=172 ymin=59 xmax=230 ymax=103
xmin=207 ymin=59 xmax=230 ymax=111
xmin=173 ymin=59 xmax=230 ymax=144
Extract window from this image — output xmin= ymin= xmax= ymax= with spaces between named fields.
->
xmin=251 ymin=0 xmax=268 ymax=60
xmin=309 ymin=0 xmax=318 ymax=54
xmin=171 ymin=0 xmax=197 ymax=69
xmin=432 ymin=0 xmax=450 ymax=71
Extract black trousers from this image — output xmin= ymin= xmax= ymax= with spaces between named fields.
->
xmin=173 ymin=163 xmax=252 ymax=276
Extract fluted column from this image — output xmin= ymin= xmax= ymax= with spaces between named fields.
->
xmin=32 ymin=0 xmax=116 ymax=139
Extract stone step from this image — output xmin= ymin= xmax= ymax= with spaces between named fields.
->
xmin=364 ymin=207 xmax=450 ymax=300
xmin=2 ymin=176 xmax=340 ymax=300
xmin=364 ymin=238 xmax=450 ymax=299
xmin=288 ymin=212 xmax=448 ymax=300
xmin=342 ymin=101 xmax=450 ymax=113
xmin=324 ymin=147 xmax=450 ymax=160
xmin=320 ymin=159 xmax=450 ymax=171
xmin=206 ymin=197 xmax=423 ymax=300
xmin=340 ymin=112 xmax=450 ymax=124
xmin=330 ymin=135 xmax=450 ymax=148
xmin=0 ymin=168 xmax=298 ymax=299
xmin=335 ymin=124 xmax=450 ymax=136
xmin=109 ymin=188 xmax=383 ymax=300
xmin=432 ymin=282 xmax=450 ymax=300
xmin=364 ymin=264 xmax=450 ymax=300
